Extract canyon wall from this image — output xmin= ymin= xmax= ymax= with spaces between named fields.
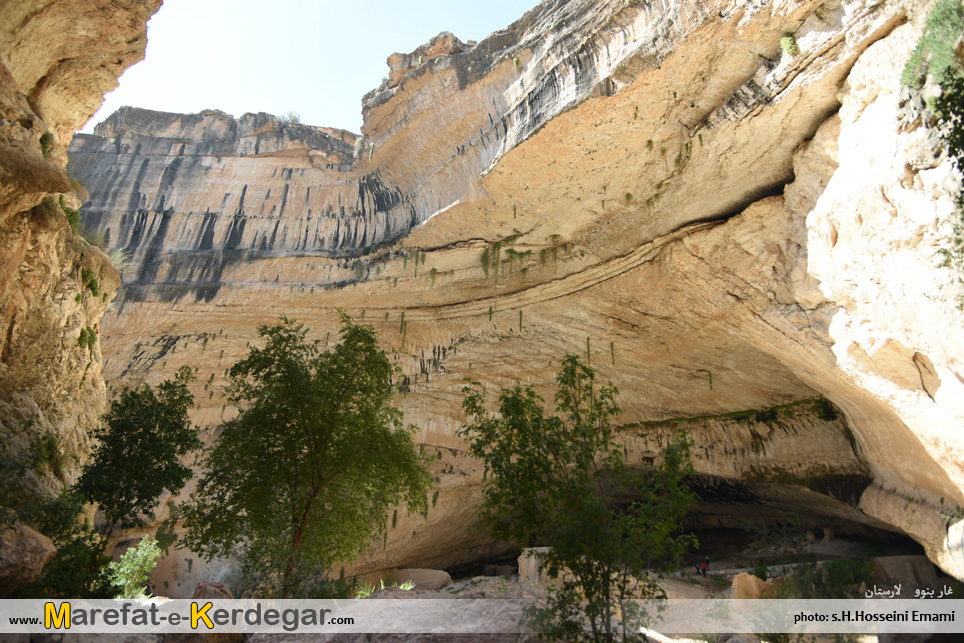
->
xmin=0 ymin=0 xmax=161 ymax=592
xmin=59 ymin=0 xmax=964 ymax=592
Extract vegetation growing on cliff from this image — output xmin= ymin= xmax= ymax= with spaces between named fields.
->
xmin=39 ymin=131 xmax=53 ymax=158
xmin=460 ymin=355 xmax=696 ymax=641
xmin=779 ymin=33 xmax=799 ymax=57
xmin=1 ymin=431 xmax=91 ymax=598
xmin=81 ymin=269 xmax=100 ymax=297
xmin=182 ymin=315 xmax=431 ymax=598
xmin=901 ymin=0 xmax=964 ymax=91
xmin=902 ymin=0 xmax=964 ymax=295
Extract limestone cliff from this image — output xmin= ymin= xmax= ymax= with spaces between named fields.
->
xmin=64 ymin=0 xmax=964 ymax=590
xmin=0 ymin=0 xmax=160 ymax=592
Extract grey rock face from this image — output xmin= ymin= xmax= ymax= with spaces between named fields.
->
xmin=66 ymin=0 xmax=702 ymax=298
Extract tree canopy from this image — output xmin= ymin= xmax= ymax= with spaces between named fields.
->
xmin=461 ymin=355 xmax=696 ymax=642
xmin=74 ymin=365 xmax=200 ymax=549
xmin=10 ymin=366 xmax=200 ymax=597
xmin=182 ymin=315 xmax=431 ymax=597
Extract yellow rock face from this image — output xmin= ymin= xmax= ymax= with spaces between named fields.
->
xmin=44 ymin=0 xmax=964 ymax=589
xmin=0 ymin=0 xmax=161 ymax=596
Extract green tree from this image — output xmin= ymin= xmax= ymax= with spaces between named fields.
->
xmin=74 ymin=365 xmax=200 ymax=552
xmin=182 ymin=315 xmax=432 ymax=597
xmin=460 ymin=355 xmax=696 ymax=642
xmin=105 ymin=535 xmax=162 ymax=599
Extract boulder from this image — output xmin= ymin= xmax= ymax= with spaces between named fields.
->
xmin=517 ymin=548 xmax=550 ymax=585
xmin=0 ymin=523 xmax=55 ymax=595
xmin=190 ymin=580 xmax=234 ymax=600
xmin=731 ymin=572 xmax=767 ymax=599
xmin=872 ymin=555 xmax=939 ymax=589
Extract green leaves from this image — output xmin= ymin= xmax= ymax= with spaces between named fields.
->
xmin=183 ymin=315 xmax=431 ymax=597
xmin=901 ymin=0 xmax=964 ymax=89
xmin=460 ymin=354 xmax=696 ymax=641
xmin=105 ymin=535 xmax=162 ymax=599
xmin=74 ymin=366 xmax=200 ymax=542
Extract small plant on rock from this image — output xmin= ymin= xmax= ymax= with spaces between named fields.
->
xmin=82 ymin=269 xmax=100 ymax=297
xmin=78 ymin=326 xmax=97 ymax=351
xmin=39 ymin=132 xmax=53 ymax=158
xmin=780 ymin=33 xmax=799 ymax=56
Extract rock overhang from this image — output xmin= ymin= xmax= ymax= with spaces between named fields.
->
xmin=56 ymin=0 xmax=964 ymax=583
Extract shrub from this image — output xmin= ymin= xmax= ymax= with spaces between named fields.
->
xmin=935 ymin=74 xmax=964 ymax=294
xmin=58 ymin=195 xmax=81 ymax=234
xmin=905 ymin=0 xmax=964 ymax=298
xmin=80 ymin=225 xmax=107 ymax=247
xmin=1 ymin=434 xmax=112 ymax=599
xmin=105 ymin=536 xmax=162 ymax=599
xmin=78 ymin=326 xmax=97 ymax=350
xmin=82 ymin=269 xmax=100 ymax=297
xmin=774 ymin=558 xmax=874 ymax=599
xmin=107 ymin=249 xmax=130 ymax=273
xmin=901 ymin=0 xmax=964 ymax=89
xmin=780 ymin=33 xmax=799 ymax=56
xmin=39 ymin=132 xmax=53 ymax=158
xmin=753 ymin=558 xmax=769 ymax=581
xmin=279 ymin=110 xmax=301 ymax=124
xmin=754 ymin=408 xmax=778 ymax=424
xmin=813 ymin=398 xmax=838 ymax=421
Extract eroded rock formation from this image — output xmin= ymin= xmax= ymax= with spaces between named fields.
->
xmin=57 ymin=0 xmax=964 ymax=590
xmin=0 ymin=0 xmax=160 ymax=594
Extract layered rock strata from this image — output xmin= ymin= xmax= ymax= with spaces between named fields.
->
xmin=63 ymin=0 xmax=964 ymax=589
xmin=0 ymin=0 xmax=159 ymax=593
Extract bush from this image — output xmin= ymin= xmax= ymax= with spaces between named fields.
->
xmin=934 ymin=73 xmax=964 ymax=295
xmin=5 ymin=486 xmax=112 ymax=599
xmin=821 ymin=558 xmax=874 ymax=598
xmin=58 ymin=195 xmax=82 ymax=234
xmin=82 ymin=269 xmax=100 ymax=297
xmin=107 ymin=248 xmax=130 ymax=273
xmin=780 ymin=33 xmax=798 ymax=57
xmin=14 ymin=520 xmax=111 ymax=598
xmin=39 ymin=132 xmax=53 ymax=158
xmin=78 ymin=326 xmax=97 ymax=350
xmin=754 ymin=408 xmax=778 ymax=424
xmin=79 ymin=225 xmax=107 ymax=247
xmin=105 ymin=536 xmax=162 ymax=599
xmin=27 ymin=431 xmax=65 ymax=482
xmin=753 ymin=558 xmax=769 ymax=581
xmin=901 ymin=0 xmax=964 ymax=89
xmin=279 ymin=110 xmax=301 ymax=124
xmin=813 ymin=398 xmax=838 ymax=421
xmin=773 ymin=558 xmax=874 ymax=599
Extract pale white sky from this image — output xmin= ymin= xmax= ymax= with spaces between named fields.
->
xmin=82 ymin=0 xmax=542 ymax=134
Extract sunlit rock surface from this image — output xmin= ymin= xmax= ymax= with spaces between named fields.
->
xmin=62 ymin=0 xmax=964 ymax=588
xmin=0 ymin=0 xmax=160 ymax=596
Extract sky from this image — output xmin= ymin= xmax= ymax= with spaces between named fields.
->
xmin=82 ymin=0 xmax=543 ymax=135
